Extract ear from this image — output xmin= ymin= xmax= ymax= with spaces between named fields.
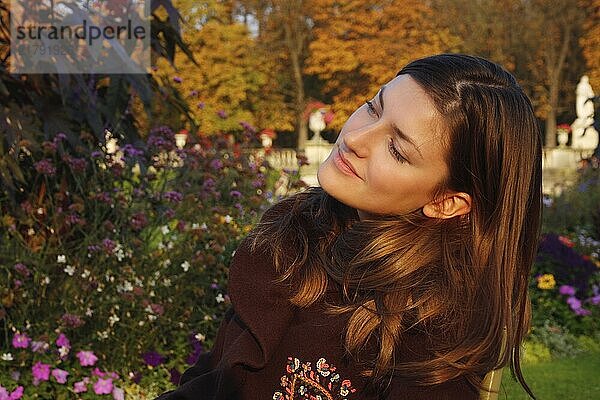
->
xmin=422 ymin=192 xmax=472 ymax=219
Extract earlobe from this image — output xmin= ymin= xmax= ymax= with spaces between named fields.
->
xmin=422 ymin=192 xmax=472 ymax=219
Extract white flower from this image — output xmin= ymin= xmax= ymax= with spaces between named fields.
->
xmin=167 ymin=241 xmax=174 ymax=250
xmin=192 ymin=223 xmax=199 ymax=229
xmin=216 ymin=293 xmax=225 ymax=303
xmin=85 ymin=308 xmax=93 ymax=317
xmin=181 ymin=261 xmax=190 ymax=272
xmin=37 ymin=208 xmax=44 ymax=215
xmin=58 ymin=346 xmax=69 ymax=357
xmin=224 ymin=215 xmax=232 ymax=224
xmin=63 ymin=265 xmax=75 ymax=276
xmin=200 ymin=222 xmax=207 ymax=230
xmin=162 ymin=259 xmax=171 ymax=268
xmin=194 ymin=333 xmax=205 ymax=342
xmin=43 ymin=276 xmax=50 ymax=285
xmin=144 ymin=305 xmax=153 ymax=314
xmin=108 ymin=314 xmax=120 ymax=326
xmin=1 ymin=353 xmax=14 ymax=361
xmin=163 ymin=278 xmax=172 ymax=287
xmin=57 ymin=255 xmax=66 ymax=263
xmin=161 ymin=225 xmax=170 ymax=235
xmin=148 ymin=314 xmax=157 ymax=322
xmin=27 ymin=228 xmax=35 ymax=236
xmin=81 ymin=269 xmax=91 ymax=279
xmin=158 ymin=241 xmax=165 ymax=250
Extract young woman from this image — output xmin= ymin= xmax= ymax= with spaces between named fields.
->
xmin=156 ymin=54 xmax=541 ymax=400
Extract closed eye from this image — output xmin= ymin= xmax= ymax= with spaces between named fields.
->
xmin=365 ymin=100 xmax=379 ymax=118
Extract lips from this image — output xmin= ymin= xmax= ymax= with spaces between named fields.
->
xmin=336 ymin=146 xmax=360 ymax=178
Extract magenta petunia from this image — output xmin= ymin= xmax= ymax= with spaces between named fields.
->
xmin=11 ymin=333 xmax=30 ymax=349
xmin=55 ymin=333 xmax=71 ymax=349
xmin=32 ymin=361 xmax=51 ymax=385
xmin=77 ymin=350 xmax=99 ymax=367
xmin=52 ymin=368 xmax=69 ymax=384
xmin=93 ymin=378 xmax=113 ymax=395
xmin=9 ymin=385 xmax=24 ymax=399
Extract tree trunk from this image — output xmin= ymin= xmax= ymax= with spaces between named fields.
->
xmin=544 ymin=21 xmax=572 ymax=148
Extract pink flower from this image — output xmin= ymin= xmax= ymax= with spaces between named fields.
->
xmin=52 ymin=368 xmax=69 ymax=384
xmin=73 ymin=378 xmax=87 ymax=393
xmin=32 ymin=361 xmax=51 ymax=385
xmin=11 ymin=333 xmax=30 ymax=349
xmin=55 ymin=333 xmax=70 ymax=349
xmin=92 ymin=367 xmax=105 ymax=377
xmin=93 ymin=378 xmax=113 ymax=395
xmin=73 ymin=378 xmax=90 ymax=393
xmin=77 ymin=350 xmax=98 ymax=367
xmin=0 ymin=386 xmax=7 ymax=400
xmin=112 ymin=386 xmax=125 ymax=400
xmin=9 ymin=386 xmax=24 ymax=399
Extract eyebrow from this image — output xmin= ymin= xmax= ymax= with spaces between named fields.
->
xmin=378 ymin=85 xmax=424 ymax=161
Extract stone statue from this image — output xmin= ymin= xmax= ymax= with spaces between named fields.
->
xmin=308 ymin=109 xmax=326 ymax=142
xmin=571 ymin=75 xmax=598 ymax=151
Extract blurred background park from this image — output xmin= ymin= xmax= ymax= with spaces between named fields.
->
xmin=0 ymin=0 xmax=599 ymax=399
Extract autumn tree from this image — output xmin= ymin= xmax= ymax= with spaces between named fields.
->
xmin=432 ymin=0 xmax=590 ymax=148
xmin=154 ymin=0 xmax=291 ymax=135
xmin=305 ymin=0 xmax=457 ymax=131
xmin=580 ymin=0 xmax=600 ymax=90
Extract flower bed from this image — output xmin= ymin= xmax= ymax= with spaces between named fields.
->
xmin=0 ymin=126 xmax=305 ymax=398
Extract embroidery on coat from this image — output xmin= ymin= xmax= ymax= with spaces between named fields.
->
xmin=272 ymin=356 xmax=357 ymax=400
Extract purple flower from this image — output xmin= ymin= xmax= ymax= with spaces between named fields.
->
xmin=590 ymin=294 xmax=600 ymax=305
xmin=239 ymin=121 xmax=257 ymax=133
xmin=30 ymin=340 xmax=49 ymax=353
xmin=121 ymin=144 xmax=144 ymax=158
xmin=32 ymin=361 xmax=51 ymax=385
xmin=142 ymin=350 xmax=165 ymax=367
xmin=130 ymin=212 xmax=149 ymax=231
xmin=566 ymin=296 xmax=592 ymax=316
xmin=91 ymin=150 xmax=103 ymax=158
xmin=163 ymin=191 xmax=183 ymax=203
xmin=11 ymin=333 xmax=30 ymax=349
xmin=52 ymin=368 xmax=69 ymax=384
xmin=210 ymin=159 xmax=223 ymax=170
xmin=61 ymin=313 xmax=85 ymax=328
xmin=217 ymin=109 xmax=227 ymax=119
xmin=34 ymin=159 xmax=57 ymax=176
xmin=197 ymin=102 xmax=205 ymax=109
xmin=173 ymin=76 xmax=182 ymax=83
xmin=169 ymin=368 xmax=182 ymax=385
xmin=190 ymin=90 xmax=199 ymax=97
xmin=13 ymin=263 xmax=30 ymax=277
xmin=67 ymin=157 xmax=87 ymax=173
xmin=229 ymin=190 xmax=242 ymax=198
xmin=93 ymin=378 xmax=113 ymax=395
xmin=54 ymin=132 xmax=67 ymax=142
xmin=73 ymin=379 xmax=88 ymax=393
xmin=164 ymin=208 xmax=176 ymax=219
xmin=558 ymin=285 xmax=576 ymax=296
xmin=56 ymin=333 xmax=70 ymax=349
xmin=102 ymin=238 xmax=116 ymax=254
xmin=77 ymin=350 xmax=99 ymax=367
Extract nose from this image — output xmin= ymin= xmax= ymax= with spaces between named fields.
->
xmin=341 ymin=121 xmax=378 ymax=158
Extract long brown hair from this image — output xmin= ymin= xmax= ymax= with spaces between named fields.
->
xmin=248 ymin=54 xmax=542 ymax=398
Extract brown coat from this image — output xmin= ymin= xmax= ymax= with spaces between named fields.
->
xmin=156 ymin=202 xmax=479 ymax=400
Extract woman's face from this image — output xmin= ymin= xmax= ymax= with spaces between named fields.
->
xmin=317 ymin=74 xmax=449 ymax=220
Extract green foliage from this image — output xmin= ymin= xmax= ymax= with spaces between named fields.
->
xmin=0 ymin=0 xmax=197 ymax=205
